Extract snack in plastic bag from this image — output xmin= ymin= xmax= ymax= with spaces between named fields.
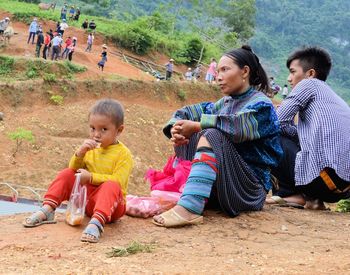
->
xmin=65 ymin=173 xmax=87 ymax=226
xmin=126 ymin=195 xmax=176 ymax=218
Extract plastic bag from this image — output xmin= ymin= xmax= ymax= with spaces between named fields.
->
xmin=65 ymin=173 xmax=87 ymax=226
xmin=126 ymin=195 xmax=176 ymax=218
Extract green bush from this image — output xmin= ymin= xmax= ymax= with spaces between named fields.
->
xmin=43 ymin=73 xmax=57 ymax=83
xmin=63 ymin=61 xmax=87 ymax=73
xmin=26 ymin=68 xmax=38 ymax=79
xmin=0 ymin=56 xmax=15 ymax=75
xmin=185 ymin=38 xmax=205 ymax=64
xmin=8 ymin=127 xmax=35 ymax=157
xmin=177 ymin=89 xmax=187 ymax=101
xmin=50 ymin=95 xmax=64 ymax=105
xmin=115 ymin=25 xmax=155 ymax=55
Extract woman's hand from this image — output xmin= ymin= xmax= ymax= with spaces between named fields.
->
xmin=170 ymin=120 xmax=201 ymax=146
xmin=75 ymin=139 xmax=98 ymax=158
xmin=76 ymin=169 xmax=92 ymax=185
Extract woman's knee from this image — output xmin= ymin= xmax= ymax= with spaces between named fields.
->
xmin=197 ymin=136 xmax=211 ymax=148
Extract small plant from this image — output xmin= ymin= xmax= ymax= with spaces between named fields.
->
xmin=63 ymin=61 xmax=86 ymax=73
xmin=50 ymin=95 xmax=64 ymax=105
xmin=177 ymin=89 xmax=187 ymax=101
xmin=106 ymin=241 xmax=155 ymax=257
xmin=26 ymin=68 xmax=38 ymax=79
xmin=8 ymin=128 xmax=35 ymax=157
xmin=0 ymin=56 xmax=15 ymax=75
xmin=335 ymin=199 xmax=350 ymax=212
xmin=43 ymin=73 xmax=57 ymax=83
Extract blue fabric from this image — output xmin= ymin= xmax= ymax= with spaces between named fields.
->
xmin=177 ymin=150 xmax=217 ymax=214
xmin=164 ymin=88 xmax=282 ymax=191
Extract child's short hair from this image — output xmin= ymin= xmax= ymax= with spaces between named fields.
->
xmin=286 ymin=46 xmax=332 ymax=81
xmin=89 ymin=99 xmax=124 ymax=127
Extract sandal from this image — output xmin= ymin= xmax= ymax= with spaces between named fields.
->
xmin=152 ymin=208 xmax=203 ymax=228
xmin=23 ymin=207 xmax=56 ymax=228
xmin=265 ymin=195 xmax=305 ymax=209
xmin=80 ymin=219 xmax=104 ymax=243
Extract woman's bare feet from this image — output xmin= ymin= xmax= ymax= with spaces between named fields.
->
xmin=265 ymin=194 xmax=306 ymax=206
xmin=153 ymin=205 xmax=201 ymax=226
xmin=304 ymin=199 xmax=328 ymax=210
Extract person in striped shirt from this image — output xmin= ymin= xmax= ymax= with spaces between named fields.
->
xmin=266 ymin=46 xmax=350 ymax=209
xmin=153 ymin=45 xmax=282 ymax=228
xmin=23 ymin=99 xmax=134 ymax=243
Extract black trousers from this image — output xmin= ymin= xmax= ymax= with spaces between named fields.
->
xmin=272 ymin=136 xmax=350 ymax=202
xmin=166 ymin=71 xmax=172 ymax=80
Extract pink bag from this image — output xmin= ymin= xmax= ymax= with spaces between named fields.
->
xmin=145 ymin=156 xmax=192 ymax=193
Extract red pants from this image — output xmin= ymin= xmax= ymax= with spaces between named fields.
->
xmin=43 ymin=168 xmax=125 ymax=225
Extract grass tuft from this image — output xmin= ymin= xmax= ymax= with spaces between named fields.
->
xmin=106 ymin=241 xmax=155 ymax=257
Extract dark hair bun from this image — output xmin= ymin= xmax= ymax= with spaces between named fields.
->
xmin=241 ymin=45 xmax=253 ymax=52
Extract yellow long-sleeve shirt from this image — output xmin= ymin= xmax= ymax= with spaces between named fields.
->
xmin=68 ymin=142 xmax=133 ymax=199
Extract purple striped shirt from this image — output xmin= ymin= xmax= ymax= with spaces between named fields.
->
xmin=277 ymin=78 xmax=350 ymax=185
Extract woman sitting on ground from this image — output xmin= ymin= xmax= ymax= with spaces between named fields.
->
xmin=153 ymin=45 xmax=283 ymax=228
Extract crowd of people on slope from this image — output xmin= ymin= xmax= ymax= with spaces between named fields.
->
xmin=21 ymin=44 xmax=350 ymax=243
xmin=22 ymin=12 xmax=106 ymax=69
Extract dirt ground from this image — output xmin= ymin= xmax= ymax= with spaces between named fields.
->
xmin=1 ymin=11 xmax=350 ymax=275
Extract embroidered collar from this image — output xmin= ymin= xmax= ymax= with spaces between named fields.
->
xmin=230 ymin=86 xmax=254 ymax=100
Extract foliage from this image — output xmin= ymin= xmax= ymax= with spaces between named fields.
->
xmin=335 ymin=199 xmax=350 ymax=213
xmin=62 ymin=61 xmax=86 ymax=73
xmin=43 ymin=73 xmax=57 ymax=83
xmin=0 ymin=56 xmax=15 ymax=75
xmin=250 ymin=0 xmax=350 ymax=102
xmin=177 ymin=89 xmax=187 ymax=101
xmin=7 ymin=127 xmax=35 ymax=157
xmin=1 ymin=0 xmax=257 ymax=64
xmin=106 ymin=241 xmax=155 ymax=257
xmin=50 ymin=95 xmax=64 ymax=105
xmin=115 ymin=25 xmax=155 ymax=55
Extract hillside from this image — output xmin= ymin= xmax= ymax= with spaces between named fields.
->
xmin=1 ymin=5 xmax=350 ymax=275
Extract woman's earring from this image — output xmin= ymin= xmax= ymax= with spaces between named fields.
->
xmin=243 ymin=78 xmax=246 ymax=83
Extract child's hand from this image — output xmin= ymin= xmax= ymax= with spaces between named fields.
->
xmin=75 ymin=139 xmax=99 ymax=158
xmin=76 ymin=169 xmax=92 ymax=185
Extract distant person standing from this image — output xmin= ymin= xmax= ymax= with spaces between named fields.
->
xmin=68 ymin=6 xmax=75 ymax=20
xmin=35 ymin=30 xmax=44 ymax=58
xmin=85 ymin=32 xmax=94 ymax=52
xmin=88 ymin=20 xmax=96 ymax=31
xmin=60 ymin=3 xmax=68 ymax=20
xmin=0 ymin=17 xmax=10 ymax=35
xmin=51 ymin=33 xmax=63 ymax=61
xmin=61 ymin=36 xmax=72 ymax=59
xmin=27 ymin=18 xmax=37 ymax=44
xmin=82 ymin=19 xmax=88 ymax=30
xmin=282 ymin=84 xmax=289 ymax=99
xmin=97 ymin=44 xmax=108 ymax=71
xmin=42 ymin=32 xmax=51 ymax=59
xmin=185 ymin=68 xmax=193 ymax=81
xmin=165 ymin=58 xmax=174 ymax=80
xmin=205 ymin=58 xmax=217 ymax=84
xmin=59 ymin=19 xmax=68 ymax=37
xmin=193 ymin=64 xmax=201 ymax=82
xmin=68 ymin=37 xmax=77 ymax=61
xmin=74 ymin=8 xmax=81 ymax=21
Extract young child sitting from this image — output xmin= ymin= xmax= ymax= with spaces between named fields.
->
xmin=23 ymin=99 xmax=134 ymax=243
